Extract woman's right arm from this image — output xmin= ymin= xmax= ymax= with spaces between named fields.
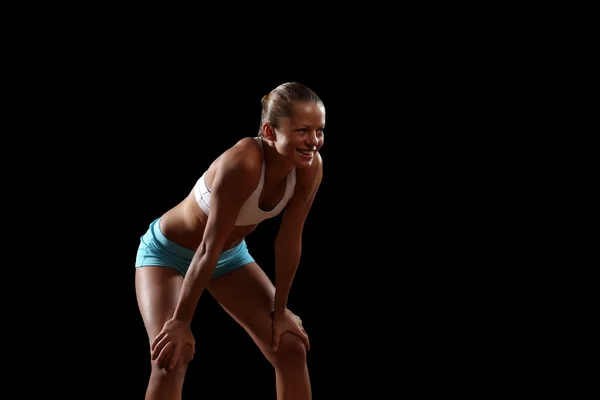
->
xmin=172 ymin=148 xmax=259 ymax=323
xmin=151 ymin=145 xmax=260 ymax=368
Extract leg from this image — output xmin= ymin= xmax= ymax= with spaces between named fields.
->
xmin=208 ymin=262 xmax=311 ymax=400
xmin=135 ymin=266 xmax=195 ymax=400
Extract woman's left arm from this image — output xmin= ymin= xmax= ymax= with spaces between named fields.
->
xmin=273 ymin=152 xmax=323 ymax=319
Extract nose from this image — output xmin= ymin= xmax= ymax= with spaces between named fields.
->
xmin=307 ymin=131 xmax=319 ymax=147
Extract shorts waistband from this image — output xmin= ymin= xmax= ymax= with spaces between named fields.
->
xmin=149 ymin=217 xmax=244 ymax=259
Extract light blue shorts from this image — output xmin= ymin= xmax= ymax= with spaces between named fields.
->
xmin=135 ymin=218 xmax=255 ymax=278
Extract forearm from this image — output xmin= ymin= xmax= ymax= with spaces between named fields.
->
xmin=273 ymin=240 xmax=301 ymax=316
xmin=172 ymin=251 xmax=219 ymax=323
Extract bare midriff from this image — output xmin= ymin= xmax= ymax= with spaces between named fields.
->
xmin=159 ymin=190 xmax=258 ymax=253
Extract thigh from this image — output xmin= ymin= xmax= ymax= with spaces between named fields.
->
xmin=135 ymin=266 xmax=184 ymax=342
xmin=207 ymin=262 xmax=276 ymax=355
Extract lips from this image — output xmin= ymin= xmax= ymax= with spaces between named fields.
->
xmin=297 ymin=149 xmax=314 ymax=157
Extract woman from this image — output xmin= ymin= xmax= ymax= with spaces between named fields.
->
xmin=135 ymin=81 xmax=325 ymax=399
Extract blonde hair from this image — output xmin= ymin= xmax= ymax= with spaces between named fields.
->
xmin=258 ymin=82 xmax=324 ymax=138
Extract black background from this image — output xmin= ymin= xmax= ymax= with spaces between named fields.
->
xmin=14 ymin=38 xmax=509 ymax=398
xmin=60 ymin=70 xmax=346 ymax=398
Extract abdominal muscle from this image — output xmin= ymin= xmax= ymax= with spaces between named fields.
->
xmin=159 ymin=189 xmax=258 ymax=253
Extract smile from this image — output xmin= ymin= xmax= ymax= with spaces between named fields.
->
xmin=297 ymin=149 xmax=314 ymax=157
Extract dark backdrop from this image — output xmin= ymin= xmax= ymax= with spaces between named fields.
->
xmin=69 ymin=72 xmax=341 ymax=398
xmin=22 ymin=45 xmax=500 ymax=398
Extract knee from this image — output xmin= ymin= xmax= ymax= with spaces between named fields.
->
xmin=150 ymin=344 xmax=194 ymax=377
xmin=271 ymin=332 xmax=307 ymax=368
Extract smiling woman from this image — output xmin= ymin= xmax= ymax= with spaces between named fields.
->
xmin=134 ymin=82 xmax=325 ymax=400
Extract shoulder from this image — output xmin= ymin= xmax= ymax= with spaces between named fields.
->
xmin=218 ymin=137 xmax=261 ymax=168
xmin=214 ymin=137 xmax=263 ymax=188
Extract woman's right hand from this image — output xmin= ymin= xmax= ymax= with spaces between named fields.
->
xmin=151 ymin=318 xmax=196 ymax=370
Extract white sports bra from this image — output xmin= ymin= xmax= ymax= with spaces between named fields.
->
xmin=194 ymin=137 xmax=296 ymax=226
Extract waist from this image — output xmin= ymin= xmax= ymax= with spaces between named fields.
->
xmin=148 ymin=217 xmax=246 ymax=259
xmin=160 ymin=194 xmax=256 ymax=252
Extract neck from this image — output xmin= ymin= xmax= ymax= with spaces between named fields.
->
xmin=260 ymin=138 xmax=294 ymax=184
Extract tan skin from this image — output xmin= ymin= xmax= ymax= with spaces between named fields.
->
xmin=135 ymin=100 xmax=325 ymax=400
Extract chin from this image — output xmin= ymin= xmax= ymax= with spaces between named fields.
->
xmin=294 ymin=159 xmax=314 ymax=169
xmin=294 ymin=150 xmax=317 ymax=168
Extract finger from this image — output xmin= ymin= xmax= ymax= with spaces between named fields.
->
xmin=151 ymin=335 xmax=170 ymax=360
xmin=169 ymin=345 xmax=181 ymax=370
xmin=272 ymin=333 xmax=280 ymax=352
xmin=300 ymin=331 xmax=310 ymax=351
xmin=155 ymin=342 xmax=174 ymax=367
xmin=160 ymin=346 xmax=176 ymax=370
xmin=151 ymin=330 xmax=166 ymax=352
xmin=151 ymin=340 xmax=163 ymax=360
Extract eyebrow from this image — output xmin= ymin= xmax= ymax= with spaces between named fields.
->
xmin=296 ymin=124 xmax=325 ymax=129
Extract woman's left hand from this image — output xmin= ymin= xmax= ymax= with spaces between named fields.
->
xmin=272 ymin=308 xmax=310 ymax=352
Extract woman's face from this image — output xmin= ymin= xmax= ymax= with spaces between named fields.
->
xmin=274 ymin=101 xmax=325 ymax=169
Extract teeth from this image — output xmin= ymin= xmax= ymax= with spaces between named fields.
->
xmin=298 ymin=149 xmax=314 ymax=155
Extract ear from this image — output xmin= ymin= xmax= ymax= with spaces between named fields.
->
xmin=261 ymin=123 xmax=277 ymax=141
